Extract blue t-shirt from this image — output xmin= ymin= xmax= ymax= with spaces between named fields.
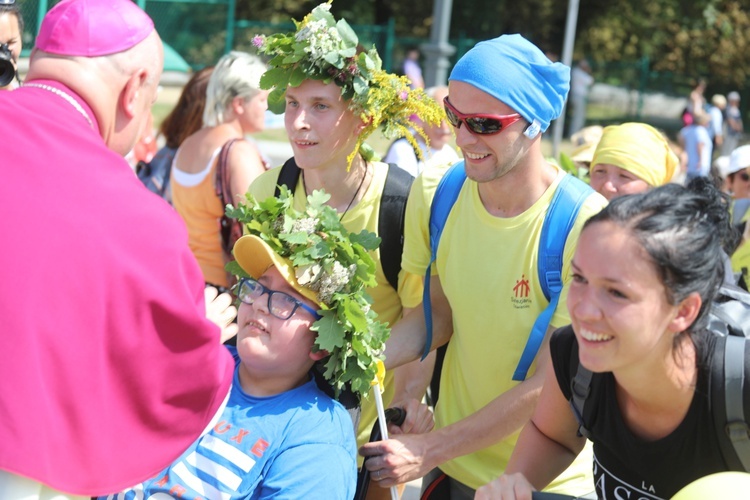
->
xmin=101 ymin=346 xmax=357 ymax=499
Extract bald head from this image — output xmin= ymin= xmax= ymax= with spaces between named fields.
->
xmin=26 ymin=0 xmax=163 ymax=156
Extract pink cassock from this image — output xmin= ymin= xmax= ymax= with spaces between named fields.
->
xmin=0 ymin=81 xmax=234 ymax=495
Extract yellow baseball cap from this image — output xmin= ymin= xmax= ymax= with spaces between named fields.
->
xmin=233 ymin=235 xmax=321 ymax=306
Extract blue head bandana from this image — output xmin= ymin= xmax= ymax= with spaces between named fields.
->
xmin=449 ymin=34 xmax=570 ymax=133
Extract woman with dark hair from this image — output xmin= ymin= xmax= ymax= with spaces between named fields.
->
xmin=477 ymin=178 xmax=747 ymax=499
xmin=0 ymin=0 xmax=23 ymax=90
xmin=160 ymin=67 xmax=214 ymax=151
xmin=136 ymin=66 xmax=214 ymax=201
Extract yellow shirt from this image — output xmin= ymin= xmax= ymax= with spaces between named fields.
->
xmin=731 ymin=211 xmax=750 ymax=284
xmin=402 ymin=162 xmax=607 ymax=491
xmin=249 ymin=161 xmax=422 ymax=451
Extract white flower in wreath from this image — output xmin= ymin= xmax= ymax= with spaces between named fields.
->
xmin=307 ymin=27 xmax=342 ymax=61
xmin=296 ymin=19 xmax=326 ymax=43
xmin=291 ymin=217 xmax=319 ymax=234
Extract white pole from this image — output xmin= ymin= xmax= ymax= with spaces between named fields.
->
xmin=551 ymin=0 xmax=581 ymax=158
xmin=372 ymin=382 xmax=399 ymax=500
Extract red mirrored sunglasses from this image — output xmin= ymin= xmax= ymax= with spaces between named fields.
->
xmin=443 ymin=97 xmax=522 ymax=135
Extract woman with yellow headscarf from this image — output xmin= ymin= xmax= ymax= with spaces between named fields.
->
xmin=589 ymin=122 xmax=680 ymax=200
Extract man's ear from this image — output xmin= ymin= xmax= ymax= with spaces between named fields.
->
xmin=310 ymin=348 xmax=329 ymax=361
xmin=355 ymin=115 xmax=371 ymax=135
xmin=120 ymin=68 xmax=148 ymax=119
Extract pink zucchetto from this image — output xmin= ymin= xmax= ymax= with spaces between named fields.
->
xmin=35 ymin=0 xmax=154 ymax=57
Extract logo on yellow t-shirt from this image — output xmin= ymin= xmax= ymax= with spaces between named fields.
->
xmin=512 ymin=275 xmax=532 ymax=309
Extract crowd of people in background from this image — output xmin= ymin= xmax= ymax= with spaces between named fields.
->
xmin=4 ymin=1 xmax=750 ymax=499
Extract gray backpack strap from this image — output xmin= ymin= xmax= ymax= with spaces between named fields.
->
xmin=569 ymin=363 xmax=594 ymax=440
xmin=724 ymin=335 xmax=750 ymax=470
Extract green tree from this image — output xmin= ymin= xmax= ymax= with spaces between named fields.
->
xmin=578 ymin=0 xmax=750 ymax=87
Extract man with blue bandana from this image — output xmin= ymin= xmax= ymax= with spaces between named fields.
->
xmin=360 ymin=34 xmax=607 ymax=498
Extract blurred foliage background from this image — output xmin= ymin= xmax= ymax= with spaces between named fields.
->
xmin=14 ymin=0 xmax=750 ymax=134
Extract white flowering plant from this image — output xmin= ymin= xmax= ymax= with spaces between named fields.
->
xmin=226 ymin=186 xmax=391 ymax=399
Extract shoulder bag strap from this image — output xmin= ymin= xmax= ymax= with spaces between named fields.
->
xmin=215 ymin=139 xmax=243 ymax=254
xmin=214 ymin=138 xmax=241 ymax=208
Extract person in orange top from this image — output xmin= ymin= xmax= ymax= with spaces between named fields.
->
xmin=171 ymin=51 xmax=269 ymax=290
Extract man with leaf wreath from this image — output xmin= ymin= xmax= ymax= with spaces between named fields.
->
xmin=249 ymin=4 xmax=443 ymax=497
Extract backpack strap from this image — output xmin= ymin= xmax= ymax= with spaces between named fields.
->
xmin=513 ymin=174 xmax=593 ymax=381
xmin=569 ymin=362 xmax=594 ymax=441
xmin=274 ymin=159 xmax=411 ymax=291
xmin=379 ymin=164 xmax=414 ymax=291
xmin=712 ymin=334 xmax=750 ymax=471
xmin=422 ymin=161 xmax=467 ymax=360
xmin=274 ymin=157 xmax=302 ymax=197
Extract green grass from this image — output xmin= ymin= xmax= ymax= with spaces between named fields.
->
xmin=151 ymin=102 xmax=175 ymax=129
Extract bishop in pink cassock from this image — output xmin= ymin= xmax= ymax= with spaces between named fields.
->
xmin=0 ymin=0 xmax=234 ymax=496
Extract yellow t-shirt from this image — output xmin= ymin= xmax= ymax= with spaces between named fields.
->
xmin=731 ymin=211 xmax=750 ymax=283
xmin=249 ymin=161 xmax=422 ymax=451
xmin=402 ymin=162 xmax=607 ymax=491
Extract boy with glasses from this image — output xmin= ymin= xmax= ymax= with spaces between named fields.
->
xmin=101 ymin=190 xmax=391 ymax=499
xmin=360 ymin=34 xmax=607 ymax=499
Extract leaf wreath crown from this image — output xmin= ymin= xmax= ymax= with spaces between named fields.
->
xmin=226 ymin=187 xmax=390 ymax=400
xmin=252 ymin=1 xmax=445 ymax=169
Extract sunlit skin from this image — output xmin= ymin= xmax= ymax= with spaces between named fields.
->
xmin=728 ymin=167 xmax=750 ymax=199
xmin=447 ymin=80 xmax=533 ymax=185
xmin=567 ymin=220 xmax=690 ymax=377
xmin=589 ymin=163 xmax=651 ymax=201
xmin=236 ymin=89 xmax=269 ymax=134
xmin=235 ymin=267 xmax=326 ymax=397
xmin=94 ymin=30 xmax=165 ymax=156
xmin=284 ymin=79 xmax=364 ymax=172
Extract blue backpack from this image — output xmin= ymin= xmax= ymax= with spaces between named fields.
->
xmin=422 ymin=161 xmax=594 ymax=381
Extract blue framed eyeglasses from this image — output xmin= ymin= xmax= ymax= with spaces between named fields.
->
xmin=237 ymin=277 xmax=320 ymax=320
